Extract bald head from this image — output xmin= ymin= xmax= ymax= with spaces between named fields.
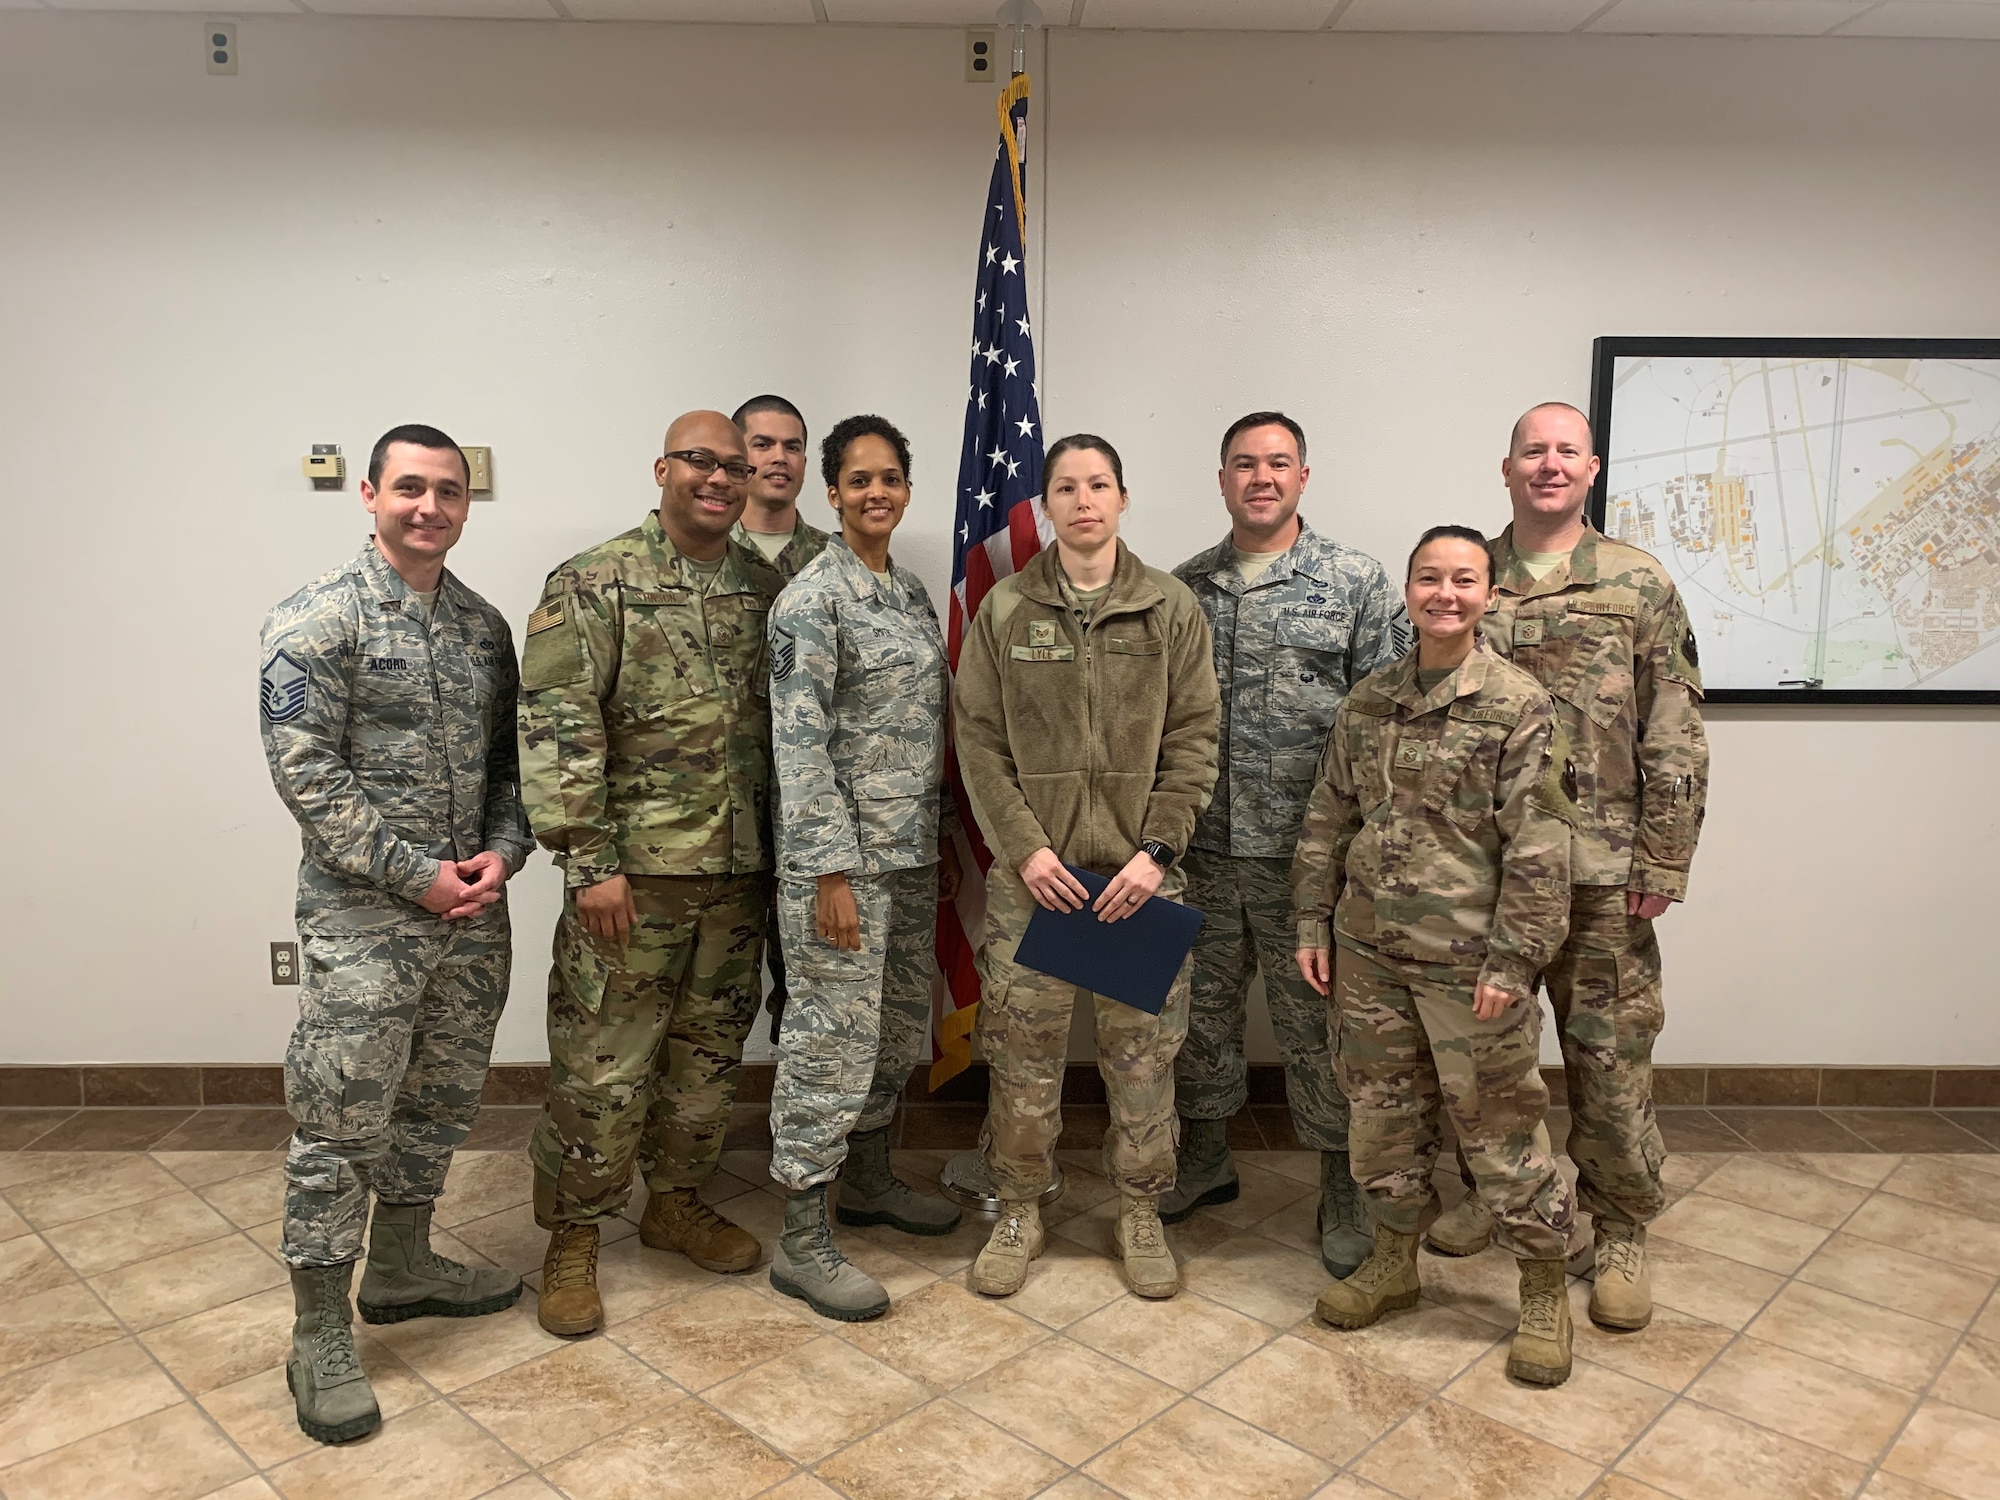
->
xmin=1509 ymin=402 xmax=1593 ymax=457
xmin=654 ymin=408 xmax=751 ymax=560
xmin=1502 ymin=401 xmax=1600 ymax=538
xmin=664 ymin=409 xmax=746 ymax=460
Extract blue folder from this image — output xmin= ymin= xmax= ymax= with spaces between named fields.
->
xmin=1013 ymin=863 xmax=1207 ymax=1015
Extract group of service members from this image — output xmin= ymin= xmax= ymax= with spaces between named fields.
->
xmin=258 ymin=395 xmax=1706 ymax=1444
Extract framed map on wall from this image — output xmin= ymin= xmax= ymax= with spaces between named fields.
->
xmin=1587 ymin=337 xmax=2000 ymax=703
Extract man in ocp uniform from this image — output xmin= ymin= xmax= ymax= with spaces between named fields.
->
xmin=1428 ymin=401 xmax=1708 ymax=1335
xmin=1169 ymin=411 xmax=1410 ymax=1277
xmin=520 ymin=409 xmax=786 ymax=1336
xmin=260 ymin=423 xmax=528 ymax=1446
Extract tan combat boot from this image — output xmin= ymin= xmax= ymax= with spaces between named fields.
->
xmin=1588 ymin=1220 xmax=1653 ymax=1330
xmin=641 ymin=1186 xmax=761 ymax=1273
xmin=970 ymin=1199 xmax=1043 ymax=1297
xmin=1508 ymin=1257 xmax=1573 ymax=1386
xmin=1116 ymin=1194 xmax=1179 ymax=1299
xmin=1316 ymin=1223 xmax=1422 ymax=1329
xmin=1425 ymin=1195 xmax=1494 ymax=1258
xmin=537 ymin=1223 xmax=602 ymax=1337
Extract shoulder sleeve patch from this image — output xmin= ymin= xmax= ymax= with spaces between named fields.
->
xmin=772 ymin=626 xmax=796 ymax=682
xmin=260 ymin=650 xmax=309 ymax=724
xmin=526 ymin=602 xmax=565 ymax=636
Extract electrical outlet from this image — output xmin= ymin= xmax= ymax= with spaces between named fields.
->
xmin=966 ymin=28 xmax=996 ymax=84
xmin=461 ymin=445 xmax=493 ymax=494
xmin=270 ymin=941 xmax=299 ymax=985
xmin=206 ymin=21 xmax=237 ymax=76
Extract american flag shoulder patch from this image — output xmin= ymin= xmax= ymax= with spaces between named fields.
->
xmin=526 ymin=602 xmax=565 ymax=636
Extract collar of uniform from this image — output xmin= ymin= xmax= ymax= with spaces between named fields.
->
xmin=1378 ymin=640 xmax=1494 ymax=712
xmin=355 ymin=538 xmax=454 ymax=616
xmin=1194 ymin=517 xmax=1322 ymax=595
xmin=644 ymin=508 xmax=759 ymax=596
xmin=732 ymin=512 xmax=820 ymax=555
xmin=1495 ymin=521 xmax=1602 ymax=598
xmin=825 ymin=531 xmax=907 ymax=607
xmin=1016 ymin=539 xmax=1162 ymax=617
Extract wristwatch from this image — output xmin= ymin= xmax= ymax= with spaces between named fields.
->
xmin=1139 ymin=840 xmax=1177 ymax=870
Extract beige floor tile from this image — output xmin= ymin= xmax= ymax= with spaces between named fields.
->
xmin=1197 ymin=1334 xmax=1428 ymax=1465
xmin=454 ymin=1336 xmax=680 ymax=1465
xmin=1883 ymin=1157 xmax=2000 ymax=1225
xmin=1688 ymin=1335 xmax=1916 ymax=1463
xmin=1412 ymin=1243 xmax=1528 ymax=1329
xmin=197 ymin=1169 xmax=286 ymax=1231
xmin=0 ymin=1402 xmax=249 ymax=1500
xmin=541 ymin=1398 xmax=792 ymax=1500
xmin=817 ymin=1397 xmax=1070 ymax=1500
xmin=1781 ymin=1153 xmax=1905 ymax=1191
xmin=1085 ymin=1396 xmax=1331 ymax=1500
xmin=1646 ymin=1233 xmax=1787 ymax=1330
xmin=1254 ymin=1150 xmax=1322 ymax=1186
xmin=6 ymin=1155 xmax=184 ymax=1230
xmin=139 ymin=1284 xmax=294 ymax=1394
xmin=1617 ymin=1400 xmax=1867 ymax=1500
xmin=1444 ymin=1344 xmax=1671 ymax=1465
xmin=1179 ymin=1233 xmax=1330 ymax=1328
xmin=43 ymin=1190 xmax=236 ymax=1278
xmin=1294 ymin=1297 xmax=1503 ymax=1389
xmin=1040 ymin=1167 xmax=1121 ymax=1228
xmin=0 ymin=1238 xmax=79 ymax=1308
xmin=1797 ymin=1233 xmax=1996 ymax=1330
xmin=956 ymin=1337 xmax=1178 ymax=1466
xmin=151 ymin=1150 xmax=287 ymax=1191
xmin=90 ymin=1234 xmax=287 ymax=1330
xmin=707 ymin=1334 xmax=926 ymax=1462
xmin=453 ymin=1203 xmax=635 ymax=1277
xmin=1660 ymin=1152 xmax=1728 ymax=1201
xmin=0 ymin=1338 xmax=182 ymax=1467
xmin=1932 ymin=1335 xmax=2000 ymax=1421
xmin=364 ymin=1296 xmax=568 ymax=1392
xmin=199 ymin=1342 xmax=430 ymax=1468
xmin=1199 ymin=1161 xmax=1317 ymax=1232
xmin=479 ymin=1479 xmax=565 ymax=1500
xmin=1696 ymin=1155 xmax=1871 ymax=1230
xmin=580 ymin=1235 xmax=729 ymax=1326
xmin=1651 ymin=1190 xmax=1831 ymax=1274
xmin=1250 ymin=1190 xmax=1320 ymax=1259
xmin=1585 ymin=1479 xmax=1679 ymax=1500
xmin=1975 ymin=1297 xmax=2000 ymax=1342
xmin=200 ymin=1480 xmax=282 ymax=1500
xmin=1311 ymin=1478 xmax=1402 ymax=1500
xmin=836 ymin=1279 xmax=1050 ymax=1389
xmin=267 ymin=1398 xmax=522 ymax=1500
xmin=609 ymin=1281 xmax=817 ymax=1390
xmin=1565 ymin=1287 xmax=1734 ymax=1392
xmin=0 ymin=1154 xmax=129 ymax=1193
xmin=1861 ymin=1471 xmax=1958 ymax=1499
xmin=1069 ymin=1290 xmax=1272 ymax=1392
xmin=431 ymin=1151 xmax=536 ymax=1229
xmin=1846 ymin=1193 xmax=2000 ymax=1275
xmin=882 ymin=1214 xmax=1009 ymax=1278
xmin=1748 ymin=1280 xmax=1960 ymax=1389
xmin=0 ymin=1281 xmax=123 ymax=1381
xmin=1352 ymin=1396 xmax=1602 ymax=1500
xmin=1037 ymin=1476 xmax=1123 ymax=1500
xmin=996 ymin=1240 xmax=1129 ymax=1329
xmin=1882 ymin=1399 xmax=2000 ymax=1500
xmin=0 ymin=1201 xmax=29 ymax=1243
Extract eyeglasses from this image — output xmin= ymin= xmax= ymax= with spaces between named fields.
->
xmin=664 ymin=449 xmax=756 ymax=484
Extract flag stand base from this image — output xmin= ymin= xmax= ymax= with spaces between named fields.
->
xmin=940 ymin=1149 xmax=1064 ymax=1213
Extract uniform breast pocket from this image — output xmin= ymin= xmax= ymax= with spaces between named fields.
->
xmin=619 ymin=601 xmax=710 ymax=708
xmin=1424 ymin=717 xmax=1505 ymax=826
xmin=1100 ymin=630 xmax=1165 ymax=689
xmin=1549 ymin=606 xmax=1637 ymax=728
xmin=1267 ymin=614 xmax=1350 ymax=735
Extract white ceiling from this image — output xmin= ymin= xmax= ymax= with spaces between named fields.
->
xmin=19 ymin=0 xmax=2000 ymax=38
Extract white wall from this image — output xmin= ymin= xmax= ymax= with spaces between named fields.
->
xmin=1 ymin=14 xmax=1994 ymax=1067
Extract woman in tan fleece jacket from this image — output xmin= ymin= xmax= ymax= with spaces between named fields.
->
xmin=953 ymin=434 xmax=1221 ymax=1301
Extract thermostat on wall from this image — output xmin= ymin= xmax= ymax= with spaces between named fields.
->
xmin=302 ymin=445 xmax=345 ymax=490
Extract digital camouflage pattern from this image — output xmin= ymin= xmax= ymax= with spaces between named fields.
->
xmin=260 ymin=542 xmax=531 ymax=930
xmin=733 ymin=514 xmax=829 ymax=582
xmin=1333 ymin=942 xmax=1575 ymax=1260
xmin=260 ymin=541 xmax=528 ymax=1268
xmin=975 ymin=868 xmax=1193 ymax=1199
xmin=518 ymin=510 xmax=785 ymax=889
xmin=531 ymin=872 xmax=767 ymax=1223
xmin=1293 ymin=642 xmax=1577 ymax=1001
xmin=1174 ymin=520 xmax=1410 ymax=858
xmin=767 ymin=535 xmax=956 ymax=881
xmin=768 ymin=864 xmax=938 ymax=1190
xmin=1482 ymin=525 xmax=1708 ymax=900
xmin=1179 ymin=851 xmax=1349 ymax=1151
xmin=281 ymin=919 xmax=510 ymax=1266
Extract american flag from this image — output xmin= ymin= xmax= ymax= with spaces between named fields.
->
xmin=931 ymin=72 xmax=1050 ymax=1088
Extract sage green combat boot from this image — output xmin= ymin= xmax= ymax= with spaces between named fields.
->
xmin=357 ymin=1201 xmax=522 ymax=1325
xmin=1159 ymin=1116 xmax=1237 ymax=1224
xmin=770 ymin=1183 xmax=890 ymax=1322
xmin=970 ymin=1199 xmax=1043 ymax=1297
xmin=1588 ymin=1221 xmax=1653 ymax=1331
xmin=1315 ymin=1223 xmax=1422 ymax=1330
xmin=1318 ymin=1150 xmax=1374 ymax=1279
xmin=287 ymin=1263 xmax=380 ymax=1445
xmin=1508 ymin=1257 xmax=1574 ymax=1386
xmin=835 ymin=1128 xmax=962 ymax=1237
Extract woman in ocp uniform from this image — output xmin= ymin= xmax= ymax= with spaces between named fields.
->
xmin=953 ymin=434 xmax=1221 ymax=1301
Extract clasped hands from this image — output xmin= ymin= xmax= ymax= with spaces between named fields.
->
xmin=1019 ymin=846 xmax=1161 ymax=922
xmin=419 ymin=851 xmax=509 ymax=921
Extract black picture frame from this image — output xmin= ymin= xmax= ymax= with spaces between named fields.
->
xmin=1587 ymin=336 xmax=2000 ymax=705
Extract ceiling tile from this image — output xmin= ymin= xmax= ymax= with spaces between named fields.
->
xmin=562 ymin=0 xmax=815 ymax=19
xmin=1335 ymin=0 xmax=1606 ymax=30
xmin=1838 ymin=0 xmax=2000 ymax=37
xmin=824 ymin=1 xmax=1017 ymax=20
xmin=1590 ymin=0 xmax=1875 ymax=35
xmin=304 ymin=0 xmax=559 ymax=15
xmin=1084 ymin=0 xmax=1335 ymax=28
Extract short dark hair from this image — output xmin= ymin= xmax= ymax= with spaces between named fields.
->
xmin=820 ymin=414 xmax=911 ymax=489
xmin=1509 ymin=402 xmax=1594 ymax=455
xmin=1406 ymin=524 xmax=1497 ymax=585
xmin=1220 ymin=410 xmax=1307 ymax=467
xmin=368 ymin=423 xmax=467 ymax=488
xmin=733 ymin=394 xmax=808 ymax=443
xmin=1041 ymin=433 xmax=1125 ymax=497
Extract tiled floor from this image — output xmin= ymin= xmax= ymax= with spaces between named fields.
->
xmin=4 ymin=1127 xmax=2000 ymax=1499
